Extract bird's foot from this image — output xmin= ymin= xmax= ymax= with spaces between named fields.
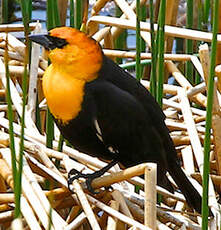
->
xmin=68 ymin=160 xmax=118 ymax=194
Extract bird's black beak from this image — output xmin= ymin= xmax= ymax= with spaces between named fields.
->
xmin=29 ymin=34 xmax=51 ymax=49
xmin=29 ymin=34 xmax=68 ymax=50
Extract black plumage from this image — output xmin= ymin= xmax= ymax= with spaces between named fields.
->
xmin=56 ymin=54 xmax=203 ymax=214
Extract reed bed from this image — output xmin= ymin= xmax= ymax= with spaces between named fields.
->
xmin=0 ymin=0 xmax=221 ymax=229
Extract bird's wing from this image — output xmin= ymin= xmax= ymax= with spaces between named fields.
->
xmin=86 ymin=79 xmax=168 ymax=168
xmin=99 ymin=55 xmax=166 ymax=123
xmin=99 ymin=55 xmax=178 ymax=160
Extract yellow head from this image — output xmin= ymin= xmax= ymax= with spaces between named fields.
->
xmin=29 ymin=27 xmax=103 ymax=123
xmin=30 ymin=27 xmax=103 ymax=81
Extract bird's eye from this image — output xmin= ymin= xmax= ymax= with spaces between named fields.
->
xmin=46 ymin=35 xmax=68 ymax=49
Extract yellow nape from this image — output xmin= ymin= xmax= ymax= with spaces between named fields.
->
xmin=43 ymin=64 xmax=85 ymax=123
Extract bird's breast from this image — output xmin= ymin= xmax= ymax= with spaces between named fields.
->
xmin=42 ymin=64 xmax=85 ymax=124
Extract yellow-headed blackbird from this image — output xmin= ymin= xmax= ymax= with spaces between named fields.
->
xmin=29 ymin=27 xmax=204 ymax=214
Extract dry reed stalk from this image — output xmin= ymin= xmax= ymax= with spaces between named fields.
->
xmin=166 ymin=61 xmax=207 ymax=107
xmin=91 ymin=0 xmax=110 ymax=16
xmin=181 ymin=146 xmax=195 ymax=174
xmin=192 ymin=173 xmax=221 ymax=187
xmin=0 ymin=33 xmax=26 ymax=57
xmin=1 ymin=148 xmax=67 ymax=230
xmin=142 ymin=79 xmax=207 ymax=103
xmin=66 ymin=206 xmax=81 ymax=224
xmin=124 ymin=198 xmax=144 ymax=222
xmin=142 ymin=78 xmax=176 ymax=96
xmin=0 ymin=193 xmax=14 ymax=204
xmin=0 ymin=204 xmax=11 ymax=212
xmin=0 ymin=58 xmax=23 ymax=116
xmin=106 ymin=200 xmax=119 ymax=230
xmin=31 ymin=144 xmax=65 ymax=182
xmin=0 ymin=23 xmax=37 ymax=32
xmin=87 ymin=194 xmax=151 ymax=230
xmin=190 ymin=56 xmax=205 ymax=80
xmin=166 ymin=120 xmax=205 ymax=133
xmin=90 ymin=163 xmax=150 ymax=190
xmin=0 ymin=152 xmax=43 ymax=229
xmin=92 ymin=27 xmax=112 ymax=42
xmin=88 ymin=15 xmax=221 ymax=43
xmin=178 ymin=89 xmax=219 ymax=217
xmin=0 ymin=131 xmax=66 ymax=188
xmin=103 ymin=30 xmax=114 ymax=50
xmin=27 ymin=23 xmax=41 ymax=124
xmin=112 ymin=190 xmax=134 ymax=220
xmin=178 ymin=88 xmax=207 ymax=169
xmin=57 ymin=0 xmax=68 ymax=26
xmin=171 ymin=134 xmax=191 ymax=146
xmin=164 ymin=82 xmax=207 ymax=112
xmin=158 ymin=209 xmax=201 ymax=230
xmin=0 ymin=49 xmax=24 ymax=61
xmin=199 ymin=44 xmax=221 ymax=186
xmin=0 ymin=154 xmax=14 ymax=189
xmin=144 ymin=163 xmax=157 ymax=229
xmin=103 ymin=49 xmax=194 ymax=61
xmin=73 ymin=181 xmax=101 ymax=230
xmin=0 ymin=174 xmax=7 ymax=192
xmin=113 ymin=0 xmax=151 ymax=46
xmin=64 ymin=155 xmax=101 ymax=230
xmin=25 ymin=154 xmax=67 ymax=187
xmin=165 ymin=0 xmax=179 ymax=52
xmin=163 ymin=98 xmax=206 ymax=117
xmin=11 ymin=218 xmax=23 ymax=230
xmin=65 ymin=212 xmax=88 ymax=230
xmin=215 ymin=64 xmax=221 ymax=93
xmin=8 ymin=65 xmax=44 ymax=77
xmin=91 ymin=0 xmax=148 ymax=46
xmin=0 ymin=210 xmax=14 ymax=223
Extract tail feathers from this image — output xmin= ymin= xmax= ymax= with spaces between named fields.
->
xmin=168 ymin=161 xmax=202 ymax=214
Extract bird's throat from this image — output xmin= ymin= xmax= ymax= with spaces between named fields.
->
xmin=43 ymin=64 xmax=85 ymax=124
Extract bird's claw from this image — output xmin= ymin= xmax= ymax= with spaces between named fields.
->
xmin=68 ymin=169 xmax=99 ymax=194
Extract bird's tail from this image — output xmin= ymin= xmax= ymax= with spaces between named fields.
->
xmin=167 ymin=160 xmax=203 ymax=214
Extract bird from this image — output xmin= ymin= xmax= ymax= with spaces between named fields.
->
xmin=29 ymin=26 xmax=205 ymax=215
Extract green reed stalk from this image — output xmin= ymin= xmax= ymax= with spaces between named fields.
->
xmin=53 ymin=0 xmax=61 ymax=27
xmin=4 ymin=35 xmax=18 ymax=217
xmin=203 ymin=0 xmax=210 ymax=26
xmin=46 ymin=0 xmax=62 ymax=149
xmin=1 ymin=0 xmax=8 ymax=23
xmin=140 ymin=4 xmax=146 ymax=77
xmin=156 ymin=0 xmax=166 ymax=107
xmin=75 ymin=0 xmax=83 ymax=29
xmin=186 ymin=0 xmax=193 ymax=84
xmin=47 ymin=0 xmax=61 ymax=29
xmin=202 ymin=0 xmax=219 ymax=228
xmin=115 ymin=6 xmax=127 ymax=64
xmin=136 ymin=0 xmax=141 ymax=80
xmin=195 ymin=1 xmax=203 ymax=85
xmin=70 ymin=0 xmax=75 ymax=27
xmin=149 ymin=0 xmax=157 ymax=97
xmin=16 ymin=0 xmax=32 ymax=217
xmin=47 ymin=0 xmax=54 ymax=29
